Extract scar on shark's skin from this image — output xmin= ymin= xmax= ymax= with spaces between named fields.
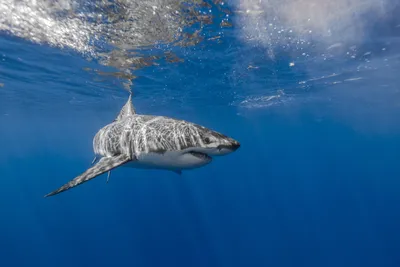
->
xmin=44 ymin=94 xmax=240 ymax=197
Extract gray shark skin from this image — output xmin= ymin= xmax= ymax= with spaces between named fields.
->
xmin=44 ymin=95 xmax=240 ymax=197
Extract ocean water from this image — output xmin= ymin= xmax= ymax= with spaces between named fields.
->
xmin=1 ymin=1 xmax=400 ymax=266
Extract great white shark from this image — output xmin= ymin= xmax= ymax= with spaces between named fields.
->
xmin=44 ymin=95 xmax=240 ymax=197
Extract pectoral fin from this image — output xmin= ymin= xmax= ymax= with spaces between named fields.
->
xmin=44 ymin=154 xmax=131 ymax=197
xmin=172 ymin=170 xmax=182 ymax=175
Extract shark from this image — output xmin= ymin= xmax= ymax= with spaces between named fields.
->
xmin=44 ymin=95 xmax=240 ymax=197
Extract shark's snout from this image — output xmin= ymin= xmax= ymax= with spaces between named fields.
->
xmin=216 ymin=138 xmax=240 ymax=153
xmin=230 ymin=140 xmax=240 ymax=151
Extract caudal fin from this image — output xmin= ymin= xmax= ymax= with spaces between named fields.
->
xmin=44 ymin=154 xmax=131 ymax=197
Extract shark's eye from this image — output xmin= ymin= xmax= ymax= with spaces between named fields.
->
xmin=204 ymin=137 xmax=211 ymax=144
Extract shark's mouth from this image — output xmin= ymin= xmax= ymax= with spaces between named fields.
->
xmin=217 ymin=144 xmax=235 ymax=151
xmin=189 ymin=151 xmax=212 ymax=160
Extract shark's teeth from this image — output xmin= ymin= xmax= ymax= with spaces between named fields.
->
xmin=188 ymin=151 xmax=211 ymax=160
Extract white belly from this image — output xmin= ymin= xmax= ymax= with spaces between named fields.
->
xmin=124 ymin=151 xmax=212 ymax=171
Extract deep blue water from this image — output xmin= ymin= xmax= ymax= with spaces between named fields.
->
xmin=1 ymin=1 xmax=400 ymax=266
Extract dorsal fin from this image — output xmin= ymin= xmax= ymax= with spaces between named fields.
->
xmin=115 ymin=94 xmax=136 ymax=121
